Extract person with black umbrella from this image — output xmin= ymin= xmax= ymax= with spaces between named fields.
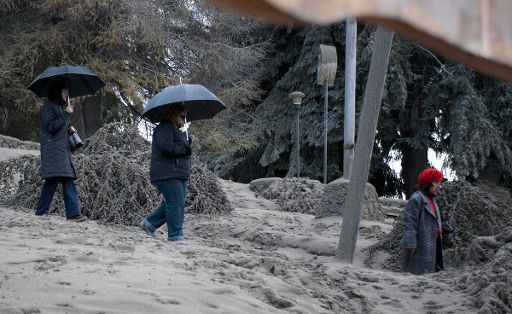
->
xmin=139 ymin=82 xmax=226 ymax=243
xmin=139 ymin=104 xmax=192 ymax=243
xmin=35 ymin=80 xmax=86 ymax=222
xmin=28 ymin=64 xmax=105 ymax=222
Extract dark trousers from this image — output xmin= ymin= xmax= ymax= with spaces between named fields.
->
xmin=435 ymin=237 xmax=444 ymax=272
xmin=143 ymin=179 xmax=187 ymax=241
xmin=35 ymin=177 xmax=81 ymax=219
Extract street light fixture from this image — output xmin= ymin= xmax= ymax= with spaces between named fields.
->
xmin=289 ymin=91 xmax=305 ymax=178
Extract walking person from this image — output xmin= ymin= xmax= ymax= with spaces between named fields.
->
xmin=139 ymin=105 xmax=192 ymax=244
xmin=401 ymin=168 xmax=445 ymax=275
xmin=35 ymin=80 xmax=86 ymax=222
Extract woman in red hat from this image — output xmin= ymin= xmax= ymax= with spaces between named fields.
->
xmin=401 ymin=168 xmax=446 ymax=275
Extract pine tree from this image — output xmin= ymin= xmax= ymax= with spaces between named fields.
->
xmin=426 ymin=66 xmax=512 ymax=183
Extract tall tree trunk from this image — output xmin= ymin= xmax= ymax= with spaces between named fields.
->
xmin=70 ymin=95 xmax=103 ymax=140
xmin=336 ymin=27 xmax=394 ymax=263
xmin=81 ymin=95 xmax=103 ymax=138
xmin=70 ymin=99 xmax=86 ymax=139
xmin=400 ymin=90 xmax=429 ymax=198
xmin=476 ymin=156 xmax=502 ymax=185
xmin=401 ymin=135 xmax=428 ymax=198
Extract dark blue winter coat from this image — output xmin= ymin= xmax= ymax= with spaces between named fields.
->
xmin=149 ymin=121 xmax=191 ymax=182
xmin=401 ymin=191 xmax=444 ymax=275
xmin=39 ymin=101 xmax=76 ymax=180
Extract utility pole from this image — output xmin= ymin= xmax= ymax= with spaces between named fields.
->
xmin=343 ymin=18 xmax=357 ymax=179
xmin=323 ymin=83 xmax=329 ymax=183
xmin=336 ymin=26 xmax=394 ymax=263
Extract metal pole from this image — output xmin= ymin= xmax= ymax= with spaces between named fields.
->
xmin=323 ymin=83 xmax=328 ymax=184
xmin=343 ymin=18 xmax=357 ymax=179
xmin=289 ymin=91 xmax=305 ymax=178
xmin=295 ymin=106 xmax=300 ymax=177
xmin=336 ymin=27 xmax=394 ymax=263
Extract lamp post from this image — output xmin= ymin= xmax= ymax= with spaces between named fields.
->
xmin=289 ymin=91 xmax=305 ymax=178
xmin=317 ymin=44 xmax=337 ymax=183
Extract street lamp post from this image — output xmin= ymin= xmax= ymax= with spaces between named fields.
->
xmin=317 ymin=44 xmax=337 ymax=184
xmin=289 ymin=91 xmax=305 ymax=178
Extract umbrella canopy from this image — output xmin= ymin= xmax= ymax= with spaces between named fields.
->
xmin=28 ymin=65 xmax=105 ymax=98
xmin=142 ymin=84 xmax=226 ymax=123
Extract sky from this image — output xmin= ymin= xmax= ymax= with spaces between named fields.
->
xmin=388 ymin=148 xmax=456 ymax=181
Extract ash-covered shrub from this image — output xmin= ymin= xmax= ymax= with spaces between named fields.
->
xmin=81 ymin=122 xmax=150 ymax=162
xmin=0 ymin=123 xmax=232 ymax=225
xmin=188 ymin=153 xmax=233 ymax=215
xmin=0 ymin=154 xmax=35 ymax=204
xmin=260 ymin=178 xmax=324 ymax=214
xmin=437 ymin=182 xmax=512 ymax=266
xmin=1 ymin=153 xmax=158 ymax=225
xmin=456 ymin=227 xmax=512 ymax=314
xmin=364 ymin=216 xmax=403 ymax=271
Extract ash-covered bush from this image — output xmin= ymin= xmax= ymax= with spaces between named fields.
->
xmin=438 ymin=182 xmax=512 ymax=267
xmin=0 ymin=123 xmax=232 ymax=225
xmin=261 ymin=178 xmax=324 ymax=214
xmin=81 ymin=122 xmax=150 ymax=162
xmin=456 ymin=227 xmax=512 ymax=314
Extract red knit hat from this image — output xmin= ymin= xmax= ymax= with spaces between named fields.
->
xmin=418 ymin=168 xmax=444 ymax=185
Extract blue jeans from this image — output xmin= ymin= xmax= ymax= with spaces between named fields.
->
xmin=142 ymin=179 xmax=187 ymax=241
xmin=35 ymin=177 xmax=81 ymax=219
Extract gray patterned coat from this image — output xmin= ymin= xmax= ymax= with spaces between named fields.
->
xmin=401 ymin=191 xmax=443 ymax=275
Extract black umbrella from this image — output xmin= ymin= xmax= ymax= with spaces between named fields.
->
xmin=141 ymin=84 xmax=226 ymax=123
xmin=28 ymin=65 xmax=105 ymax=98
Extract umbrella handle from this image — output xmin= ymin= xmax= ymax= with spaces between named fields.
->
xmin=66 ymin=82 xmax=72 ymax=108
xmin=185 ymin=117 xmax=189 ymax=141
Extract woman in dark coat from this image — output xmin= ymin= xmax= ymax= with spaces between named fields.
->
xmin=139 ymin=104 xmax=192 ymax=244
xmin=35 ymin=80 xmax=86 ymax=222
xmin=401 ymin=168 xmax=445 ymax=275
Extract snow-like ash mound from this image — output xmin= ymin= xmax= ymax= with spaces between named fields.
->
xmin=261 ymin=178 xmax=324 ymax=214
xmin=0 ymin=123 xmax=232 ymax=225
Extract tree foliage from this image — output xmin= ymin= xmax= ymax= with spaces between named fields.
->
xmin=425 ymin=66 xmax=512 ymax=180
xmin=0 ymin=0 xmax=267 ymax=142
xmin=1 ymin=3 xmax=512 ymax=194
xmin=214 ymin=23 xmax=512 ymax=195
